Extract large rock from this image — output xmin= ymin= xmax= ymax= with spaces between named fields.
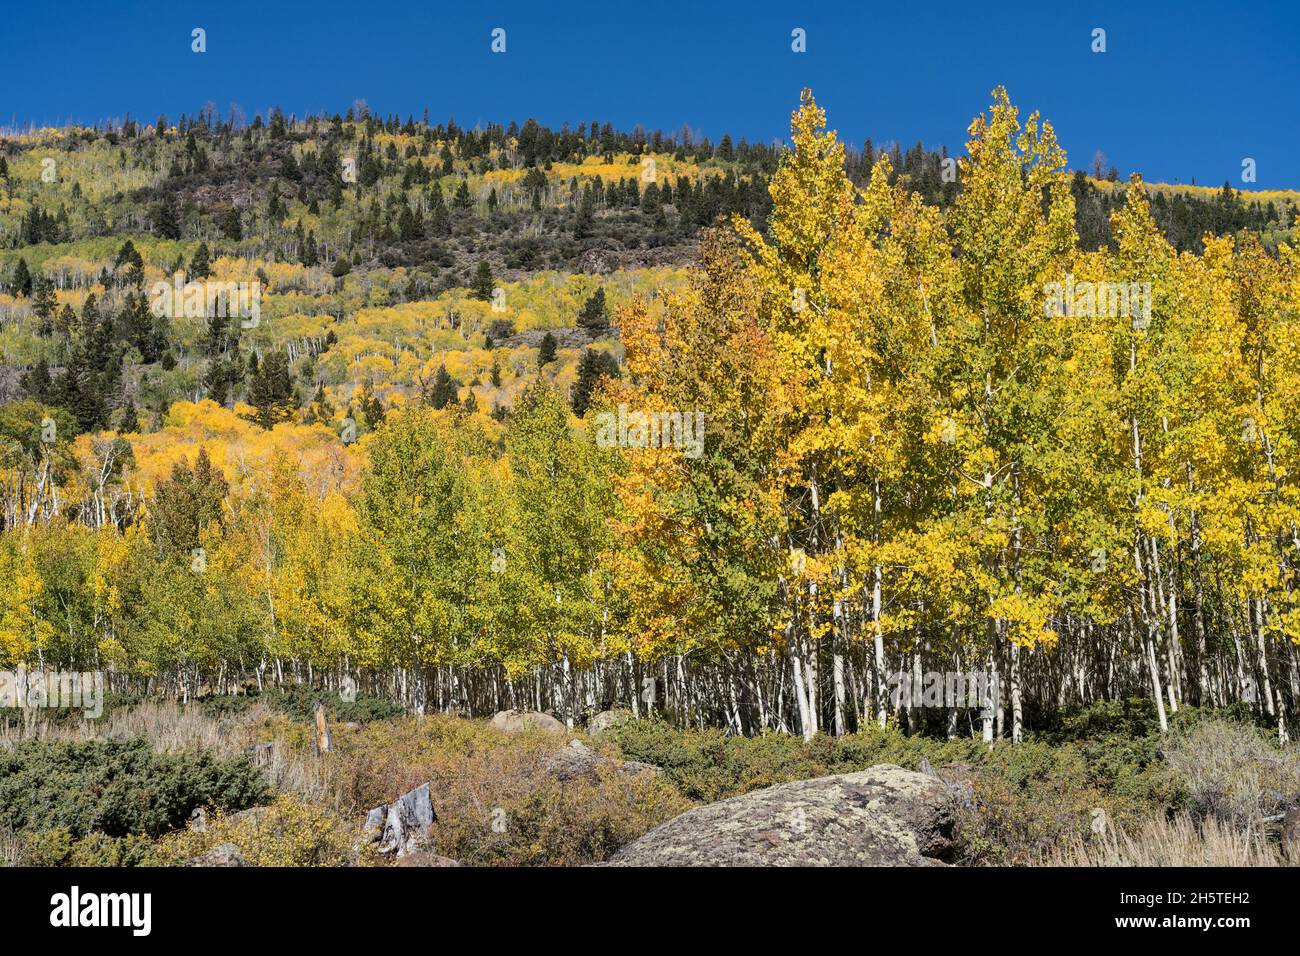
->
xmin=187 ymin=842 xmax=245 ymax=867
xmin=607 ymin=764 xmax=956 ymax=867
xmin=490 ymin=709 xmax=566 ymax=735
xmin=547 ymin=738 xmax=660 ymax=783
xmin=362 ymin=782 xmax=436 ymax=858
xmin=394 ymin=850 xmax=462 ymax=867
xmin=587 ymin=709 xmax=632 ymax=737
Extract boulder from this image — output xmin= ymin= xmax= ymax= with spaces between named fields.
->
xmin=394 ymin=850 xmax=462 ymax=867
xmin=606 ymin=764 xmax=956 ymax=867
xmin=575 ymin=246 xmax=619 ymax=275
xmin=362 ymin=782 xmax=436 ymax=858
xmin=587 ymin=709 xmax=632 ymax=737
xmin=546 ymin=738 xmax=660 ymax=783
xmin=489 ymin=709 xmax=566 ymax=735
xmin=187 ymin=842 xmax=245 ymax=867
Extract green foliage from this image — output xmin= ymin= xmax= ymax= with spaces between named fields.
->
xmin=256 ymin=684 xmax=405 ymax=723
xmin=0 ymin=737 xmax=268 ymax=840
xmin=155 ymin=796 xmax=360 ymax=867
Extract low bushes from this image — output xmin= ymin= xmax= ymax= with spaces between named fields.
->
xmin=320 ymin=716 xmax=690 ymax=866
xmin=0 ymin=737 xmax=268 ymax=841
xmin=155 ymin=796 xmax=361 ymax=867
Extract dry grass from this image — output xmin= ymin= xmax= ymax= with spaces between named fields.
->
xmin=0 ymin=700 xmax=269 ymax=754
xmin=1045 ymin=812 xmax=1290 ymax=867
xmin=1162 ymin=718 xmax=1300 ymax=826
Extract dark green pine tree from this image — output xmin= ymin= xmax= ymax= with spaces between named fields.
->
xmin=427 ymin=184 xmax=451 ymax=236
xmin=32 ymin=276 xmax=57 ymax=334
xmin=220 ymin=207 xmax=242 ymax=241
xmin=119 ymin=399 xmax=140 ymax=433
xmin=189 ymin=242 xmax=212 ymax=279
xmin=150 ymin=447 xmax=230 ymax=559
xmin=571 ymin=348 xmax=620 ymax=416
xmin=490 ymin=357 xmax=502 ymax=388
xmin=359 ymin=380 xmax=386 ymax=429
xmin=153 ymin=201 xmax=181 ymax=240
xmin=302 ymin=231 xmax=319 ymax=266
xmin=21 ymin=358 xmax=52 ymax=402
xmin=470 ymin=261 xmax=495 ymax=301
xmin=574 ymin=188 xmax=595 ymax=239
xmin=55 ymin=350 xmax=109 ymax=432
xmin=12 ymin=257 xmax=32 ymax=298
xmin=429 ymin=363 xmax=460 ymax=409
xmin=578 ymin=287 xmax=609 ymax=332
xmin=244 ymin=351 xmax=297 ymax=429
xmin=454 ymin=179 xmax=472 ymax=209
xmin=304 ymin=384 xmax=334 ymax=424
xmin=538 ymin=331 xmax=557 ymax=366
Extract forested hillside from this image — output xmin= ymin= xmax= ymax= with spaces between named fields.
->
xmin=1 ymin=93 xmax=1298 ymax=746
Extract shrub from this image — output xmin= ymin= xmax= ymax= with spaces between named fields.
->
xmin=0 ymin=737 xmax=268 ymax=840
xmin=318 ymin=716 xmax=689 ymax=865
xmin=155 ymin=796 xmax=361 ymax=867
xmin=257 ymin=685 xmax=405 ymax=723
xmin=17 ymin=828 xmax=156 ymax=867
xmin=1162 ymin=717 xmax=1300 ymax=825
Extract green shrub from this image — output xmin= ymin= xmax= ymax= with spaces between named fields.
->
xmin=17 ymin=828 xmax=157 ymax=867
xmin=155 ymin=796 xmax=363 ymax=867
xmin=258 ymin=685 xmax=405 ymax=723
xmin=0 ymin=737 xmax=268 ymax=840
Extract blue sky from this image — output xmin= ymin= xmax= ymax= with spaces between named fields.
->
xmin=2 ymin=0 xmax=1297 ymax=188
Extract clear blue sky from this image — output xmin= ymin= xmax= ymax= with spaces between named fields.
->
xmin=2 ymin=0 xmax=1297 ymax=188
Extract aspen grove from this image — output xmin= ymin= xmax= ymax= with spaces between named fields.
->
xmin=2 ymin=90 xmax=1298 ymax=743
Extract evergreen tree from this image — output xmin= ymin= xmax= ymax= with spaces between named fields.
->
xmin=578 ymin=287 xmax=609 ymax=332
xmin=153 ymin=201 xmax=181 ymax=240
xmin=470 ymin=261 xmax=495 ymax=301
xmin=150 ymin=448 xmax=229 ymax=559
xmin=538 ymin=331 xmax=557 ymax=366
xmin=359 ymin=379 xmax=386 ymax=429
xmin=12 ymin=258 xmax=32 ymax=298
xmin=220 ymin=207 xmax=242 ymax=241
xmin=119 ymin=399 xmax=140 ymax=433
xmin=427 ymin=184 xmax=451 ymax=236
xmin=189 ymin=242 xmax=212 ymax=279
xmin=21 ymin=358 xmax=52 ymax=402
xmin=571 ymin=348 xmax=620 ymax=415
xmin=454 ymin=180 xmax=473 ymax=209
xmin=244 ymin=351 xmax=297 ymax=429
xmin=429 ymin=363 xmax=460 ymax=409
xmin=32 ymin=276 xmax=57 ymax=333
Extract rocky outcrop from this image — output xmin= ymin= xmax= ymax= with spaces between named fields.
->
xmin=394 ymin=850 xmax=462 ymax=867
xmin=606 ymin=764 xmax=957 ymax=866
xmin=587 ymin=709 xmax=632 ymax=737
xmin=546 ymin=738 xmax=660 ymax=783
xmin=187 ymin=842 xmax=245 ymax=867
xmin=489 ymin=709 xmax=566 ymax=735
